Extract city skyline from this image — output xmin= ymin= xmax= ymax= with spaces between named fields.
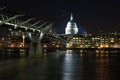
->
xmin=0 ymin=0 xmax=120 ymax=34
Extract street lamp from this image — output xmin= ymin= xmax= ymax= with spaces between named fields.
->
xmin=22 ymin=35 xmax=25 ymax=47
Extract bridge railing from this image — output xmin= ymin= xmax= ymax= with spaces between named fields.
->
xmin=0 ymin=7 xmax=54 ymax=34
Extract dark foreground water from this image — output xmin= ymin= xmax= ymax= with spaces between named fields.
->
xmin=0 ymin=50 xmax=120 ymax=80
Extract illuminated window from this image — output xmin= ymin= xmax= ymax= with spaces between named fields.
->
xmin=92 ymin=38 xmax=94 ymax=40
xmin=110 ymin=38 xmax=114 ymax=42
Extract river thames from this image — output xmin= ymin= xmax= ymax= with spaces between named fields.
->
xmin=0 ymin=50 xmax=120 ymax=80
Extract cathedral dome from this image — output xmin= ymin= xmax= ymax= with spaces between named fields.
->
xmin=65 ymin=13 xmax=78 ymax=34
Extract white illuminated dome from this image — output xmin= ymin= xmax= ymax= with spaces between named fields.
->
xmin=65 ymin=13 xmax=78 ymax=34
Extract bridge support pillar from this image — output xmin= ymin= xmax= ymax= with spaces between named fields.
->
xmin=28 ymin=32 xmax=43 ymax=57
xmin=29 ymin=42 xmax=42 ymax=57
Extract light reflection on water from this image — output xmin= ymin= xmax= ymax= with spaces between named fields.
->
xmin=0 ymin=50 xmax=120 ymax=80
xmin=95 ymin=50 xmax=110 ymax=80
xmin=62 ymin=50 xmax=84 ymax=80
xmin=61 ymin=50 xmax=120 ymax=80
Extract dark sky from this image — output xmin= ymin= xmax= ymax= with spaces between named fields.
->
xmin=0 ymin=0 xmax=120 ymax=34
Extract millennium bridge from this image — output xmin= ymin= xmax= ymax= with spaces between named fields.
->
xmin=0 ymin=7 xmax=66 ymax=58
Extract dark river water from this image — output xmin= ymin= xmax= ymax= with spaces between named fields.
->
xmin=0 ymin=50 xmax=120 ymax=80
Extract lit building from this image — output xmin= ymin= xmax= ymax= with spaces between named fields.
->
xmin=66 ymin=33 xmax=120 ymax=49
xmin=65 ymin=13 xmax=78 ymax=34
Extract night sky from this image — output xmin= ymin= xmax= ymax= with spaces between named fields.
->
xmin=0 ymin=0 xmax=120 ymax=34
